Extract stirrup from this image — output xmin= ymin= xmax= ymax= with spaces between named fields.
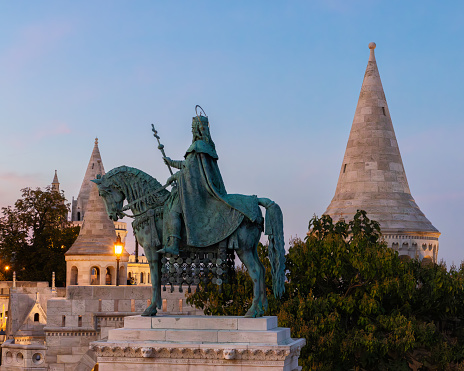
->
xmin=156 ymin=246 xmax=179 ymax=255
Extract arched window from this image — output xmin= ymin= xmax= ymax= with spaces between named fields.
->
xmin=70 ymin=266 xmax=78 ymax=285
xmin=128 ymin=272 xmax=132 ymax=279
xmin=77 ymin=212 xmax=81 ymax=221
xmin=34 ymin=313 xmax=39 ymax=322
xmin=90 ymin=267 xmax=100 ymax=285
xmin=106 ymin=267 xmax=113 ymax=285
xmin=140 ymin=272 xmax=144 ymax=284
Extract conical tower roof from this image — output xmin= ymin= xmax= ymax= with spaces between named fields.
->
xmin=66 ymin=177 xmax=127 ymax=256
xmin=75 ymin=138 xmax=105 ymax=218
xmin=51 ymin=170 xmax=59 ymax=192
xmin=324 ymin=43 xmax=439 ymax=235
xmin=52 ymin=170 xmax=59 ymax=185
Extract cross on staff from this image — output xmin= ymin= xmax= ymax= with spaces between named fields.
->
xmin=151 ymin=124 xmax=174 ymax=176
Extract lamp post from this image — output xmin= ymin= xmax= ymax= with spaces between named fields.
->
xmin=114 ymin=234 xmax=123 ymax=286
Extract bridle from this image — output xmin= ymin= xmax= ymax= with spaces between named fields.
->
xmin=116 ymin=182 xmax=171 ymax=219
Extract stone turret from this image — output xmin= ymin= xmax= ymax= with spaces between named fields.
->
xmin=71 ymin=138 xmax=127 ymax=240
xmin=65 ymin=174 xmax=129 ymax=286
xmin=71 ymin=138 xmax=105 ymax=222
xmin=324 ymin=42 xmax=440 ymax=262
xmin=51 ymin=170 xmax=59 ymax=192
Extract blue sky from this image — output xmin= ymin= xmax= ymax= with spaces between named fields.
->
xmin=1 ymin=1 xmax=463 ymax=265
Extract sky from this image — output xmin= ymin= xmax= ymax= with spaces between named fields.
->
xmin=0 ymin=1 xmax=463 ymax=266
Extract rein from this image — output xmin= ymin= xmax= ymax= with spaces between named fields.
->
xmin=119 ymin=182 xmax=170 ymax=219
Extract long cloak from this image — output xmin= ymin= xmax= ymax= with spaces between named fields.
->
xmin=176 ymin=140 xmax=260 ymax=247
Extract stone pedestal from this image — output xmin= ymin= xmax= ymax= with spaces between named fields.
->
xmin=90 ymin=315 xmax=305 ymax=370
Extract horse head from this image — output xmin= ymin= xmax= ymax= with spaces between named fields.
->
xmin=92 ymin=166 xmax=170 ymax=222
xmin=91 ymin=175 xmax=125 ymax=221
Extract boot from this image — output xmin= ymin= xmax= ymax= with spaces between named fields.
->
xmin=157 ymin=237 xmax=180 ymax=255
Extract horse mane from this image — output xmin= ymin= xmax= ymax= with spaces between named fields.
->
xmin=102 ymin=165 xmax=169 ymax=210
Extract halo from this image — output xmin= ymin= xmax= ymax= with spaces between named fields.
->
xmin=195 ymin=105 xmax=207 ymax=117
xmin=195 ymin=105 xmax=209 ymax=127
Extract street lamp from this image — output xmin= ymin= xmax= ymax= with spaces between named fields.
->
xmin=114 ymin=234 xmax=123 ymax=286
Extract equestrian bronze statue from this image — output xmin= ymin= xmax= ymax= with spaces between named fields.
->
xmin=93 ymin=110 xmax=285 ymax=318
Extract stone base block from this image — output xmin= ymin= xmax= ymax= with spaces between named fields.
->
xmin=91 ymin=315 xmax=305 ymax=371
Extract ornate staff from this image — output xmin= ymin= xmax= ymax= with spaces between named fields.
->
xmin=151 ymin=124 xmax=174 ymax=176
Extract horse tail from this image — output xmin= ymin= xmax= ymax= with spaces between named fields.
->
xmin=258 ymin=197 xmax=286 ymax=298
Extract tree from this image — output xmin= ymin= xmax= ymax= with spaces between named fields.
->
xmin=187 ymin=211 xmax=464 ymax=370
xmin=186 ymin=243 xmax=282 ymax=316
xmin=0 ymin=187 xmax=79 ymax=286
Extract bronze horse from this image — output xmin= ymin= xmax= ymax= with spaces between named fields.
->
xmin=92 ymin=166 xmax=285 ymax=318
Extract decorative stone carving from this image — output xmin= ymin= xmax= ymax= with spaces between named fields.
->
xmin=141 ymin=347 xmax=153 ymax=358
xmin=90 ymin=344 xmax=301 ymax=361
xmin=170 ymin=348 xmax=183 ymax=359
xmin=222 ymin=349 xmax=236 ymax=360
xmin=113 ymin=346 xmax=124 ymax=357
xmin=156 ymin=347 xmax=171 ymax=358
xmin=101 ymin=346 xmax=112 ymax=357
xmin=123 ymin=346 xmax=135 ymax=358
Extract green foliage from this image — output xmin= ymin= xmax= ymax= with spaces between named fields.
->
xmin=187 ymin=243 xmax=282 ymax=316
xmin=0 ymin=187 xmax=79 ymax=286
xmin=187 ymin=210 xmax=464 ymax=370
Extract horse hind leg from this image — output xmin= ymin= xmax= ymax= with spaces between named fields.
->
xmin=256 ymin=246 xmax=268 ymax=313
xmin=236 ymin=240 xmax=266 ymax=318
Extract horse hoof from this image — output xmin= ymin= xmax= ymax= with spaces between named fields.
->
xmin=244 ymin=308 xmax=259 ymax=318
xmin=141 ymin=305 xmax=158 ymax=317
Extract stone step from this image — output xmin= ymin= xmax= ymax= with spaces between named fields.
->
xmin=124 ymin=315 xmax=278 ymax=331
xmin=107 ymin=326 xmax=291 ymax=345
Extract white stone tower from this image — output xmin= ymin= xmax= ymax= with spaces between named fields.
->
xmin=324 ymin=42 xmax=440 ymax=262
xmin=71 ymin=138 xmax=105 ymax=222
xmin=65 ymin=175 xmax=129 ymax=286
xmin=71 ymin=138 xmax=127 ymax=240
xmin=51 ymin=170 xmax=59 ymax=192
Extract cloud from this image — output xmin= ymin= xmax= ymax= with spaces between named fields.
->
xmin=34 ymin=122 xmax=72 ymax=140
xmin=5 ymin=122 xmax=72 ymax=150
xmin=0 ymin=20 xmax=73 ymax=77
xmin=0 ymin=172 xmax=41 ymax=186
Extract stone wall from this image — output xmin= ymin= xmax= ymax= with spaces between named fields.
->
xmin=45 ymin=285 xmax=202 ymax=371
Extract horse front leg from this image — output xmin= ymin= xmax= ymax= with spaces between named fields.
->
xmin=142 ymin=248 xmax=162 ymax=316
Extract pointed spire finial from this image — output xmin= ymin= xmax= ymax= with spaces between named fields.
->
xmin=368 ymin=42 xmax=376 ymax=62
xmin=95 ymin=137 xmax=98 ymax=145
xmin=52 ymin=170 xmax=60 ymax=191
